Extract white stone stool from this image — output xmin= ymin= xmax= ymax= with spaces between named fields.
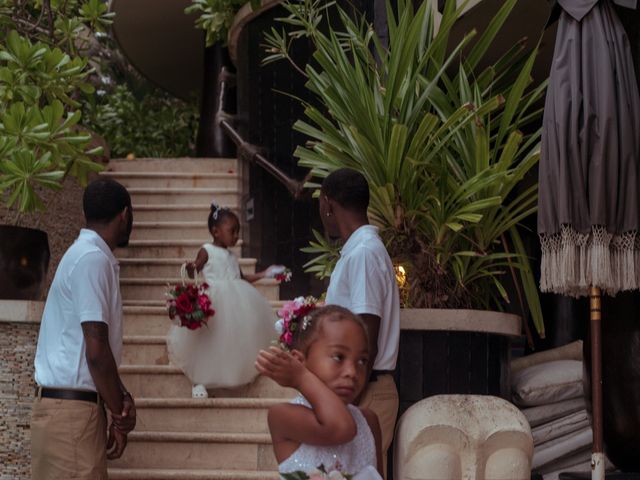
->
xmin=394 ymin=395 xmax=533 ymax=480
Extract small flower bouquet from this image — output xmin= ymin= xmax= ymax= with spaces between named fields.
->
xmin=274 ymin=296 xmax=318 ymax=349
xmin=166 ymin=265 xmax=215 ymax=330
xmin=281 ymin=464 xmax=352 ymax=480
xmin=275 ymin=267 xmax=293 ymax=283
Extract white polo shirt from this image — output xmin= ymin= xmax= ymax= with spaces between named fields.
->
xmin=325 ymin=225 xmax=400 ymax=370
xmin=34 ymin=229 xmax=123 ymax=391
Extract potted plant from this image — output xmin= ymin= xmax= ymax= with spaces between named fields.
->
xmin=264 ymin=0 xmax=546 ymax=408
xmin=0 ymin=2 xmax=111 ymax=299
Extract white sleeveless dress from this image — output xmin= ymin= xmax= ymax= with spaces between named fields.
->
xmin=166 ymin=243 xmax=276 ymax=388
xmin=279 ymin=395 xmax=378 ymax=477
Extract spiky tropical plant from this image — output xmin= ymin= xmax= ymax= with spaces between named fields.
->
xmin=265 ymin=0 xmax=546 ymax=335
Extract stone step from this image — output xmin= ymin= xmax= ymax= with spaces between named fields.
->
xmin=121 ymin=303 xmax=283 ymax=336
xmin=100 ymin=171 xmax=240 ymax=189
xmin=116 ymin=240 xmax=242 ymax=259
xmin=128 ymin=188 xmax=240 ymax=207
xmin=123 ymin=336 xmax=168 ymax=365
xmin=123 ymin=307 xmax=171 ymax=336
xmin=119 ymin=258 xmax=257 ymax=278
xmin=108 ymin=468 xmax=279 ymax=479
xmin=119 ymin=277 xmax=279 ymax=302
xmin=132 ymin=205 xmax=240 ymax=222
xmin=107 ymin=431 xmax=276 ymax=470
xmin=130 ymin=222 xmax=214 ymax=242
xmin=120 ymin=366 xmax=294 ymax=399
xmin=107 ymin=158 xmax=238 ymax=173
xmin=130 ymin=398 xmax=284 ymax=433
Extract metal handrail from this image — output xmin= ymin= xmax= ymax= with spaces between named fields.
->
xmin=215 ymin=67 xmax=308 ymax=199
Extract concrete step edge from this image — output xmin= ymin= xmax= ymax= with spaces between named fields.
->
xmin=132 ymin=205 xmax=238 ymax=211
xmin=134 ymin=398 xmax=284 ymax=408
xmin=123 ymin=300 xmax=284 ymax=310
xmin=107 ymin=468 xmax=278 ymax=479
xmin=123 ymin=335 xmax=166 ymax=344
xmin=101 ymin=172 xmax=238 ymax=179
xmin=128 ymin=431 xmax=272 ymax=444
xmin=123 ymin=240 xmax=243 ymax=247
xmin=119 ymin=258 xmax=257 ymax=265
xmin=120 ymin=365 xmax=182 ymax=374
xmin=132 ymin=222 xmax=220 ymax=228
xmin=128 ymin=188 xmax=238 ymax=194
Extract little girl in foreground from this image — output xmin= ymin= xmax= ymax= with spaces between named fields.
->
xmin=167 ymin=204 xmax=279 ymax=398
xmin=255 ymin=305 xmax=383 ymax=478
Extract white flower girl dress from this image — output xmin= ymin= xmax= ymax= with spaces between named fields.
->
xmin=167 ymin=243 xmax=276 ymax=389
xmin=278 ymin=395 xmax=381 ymax=479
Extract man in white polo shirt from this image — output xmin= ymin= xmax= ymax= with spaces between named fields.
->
xmin=320 ymin=168 xmax=400 ymax=478
xmin=31 ymin=178 xmax=136 ymax=480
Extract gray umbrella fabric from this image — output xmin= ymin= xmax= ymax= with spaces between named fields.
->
xmin=538 ymin=0 xmax=640 ymax=296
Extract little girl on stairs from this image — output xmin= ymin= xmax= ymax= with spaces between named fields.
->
xmin=167 ymin=203 xmax=281 ymax=398
xmin=255 ymin=305 xmax=383 ymax=479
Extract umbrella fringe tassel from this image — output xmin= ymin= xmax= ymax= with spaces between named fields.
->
xmin=540 ymin=225 xmax=640 ymax=296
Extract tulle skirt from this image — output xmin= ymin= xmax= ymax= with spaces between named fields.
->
xmin=167 ymin=279 xmax=276 ymax=388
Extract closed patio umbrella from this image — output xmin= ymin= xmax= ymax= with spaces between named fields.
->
xmin=537 ymin=0 xmax=640 ymax=478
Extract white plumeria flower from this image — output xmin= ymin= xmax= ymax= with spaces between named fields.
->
xmin=274 ymin=319 xmax=285 ymax=334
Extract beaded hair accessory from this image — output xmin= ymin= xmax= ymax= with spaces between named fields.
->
xmin=274 ymin=296 xmax=318 ymax=350
xmin=210 ymin=202 xmax=229 ymax=221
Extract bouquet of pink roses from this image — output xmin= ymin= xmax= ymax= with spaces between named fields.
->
xmin=274 ymin=296 xmax=318 ymax=349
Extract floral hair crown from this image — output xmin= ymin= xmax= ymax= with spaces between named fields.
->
xmin=211 ymin=202 xmax=229 ymax=221
xmin=274 ymin=296 xmax=318 ymax=350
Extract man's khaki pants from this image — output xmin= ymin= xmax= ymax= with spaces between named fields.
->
xmin=31 ymin=396 xmax=108 ymax=480
xmin=358 ymin=374 xmax=399 ymax=479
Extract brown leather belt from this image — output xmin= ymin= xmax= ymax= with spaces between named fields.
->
xmin=36 ymin=387 xmax=100 ymax=404
xmin=369 ymin=370 xmax=395 ymax=382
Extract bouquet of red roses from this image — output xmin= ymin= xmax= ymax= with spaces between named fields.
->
xmin=166 ymin=265 xmax=215 ymax=330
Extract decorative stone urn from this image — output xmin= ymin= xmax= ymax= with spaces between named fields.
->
xmin=394 ymin=395 xmax=533 ymax=480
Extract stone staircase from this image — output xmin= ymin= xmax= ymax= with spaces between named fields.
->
xmin=102 ymin=158 xmax=291 ymax=480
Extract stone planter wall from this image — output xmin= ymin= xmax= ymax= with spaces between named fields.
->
xmin=0 ymin=301 xmax=43 ymax=480
xmin=396 ymin=308 xmax=521 ymax=417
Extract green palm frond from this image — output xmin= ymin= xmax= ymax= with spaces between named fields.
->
xmin=270 ymin=0 xmax=546 ymax=334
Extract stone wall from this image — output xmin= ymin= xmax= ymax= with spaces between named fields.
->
xmin=0 ymin=317 xmax=39 ymax=480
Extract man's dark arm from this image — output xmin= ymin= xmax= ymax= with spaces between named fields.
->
xmin=82 ymin=321 xmax=135 ymax=459
xmin=82 ymin=321 xmax=126 ymax=414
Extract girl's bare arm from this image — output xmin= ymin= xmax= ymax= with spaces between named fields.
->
xmin=186 ymin=248 xmax=208 ymax=278
xmin=256 ymin=347 xmax=356 ymax=448
xmin=241 ymin=270 xmax=265 ymax=283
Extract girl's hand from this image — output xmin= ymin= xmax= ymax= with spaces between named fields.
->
xmin=186 ymin=248 xmax=208 ymax=279
xmin=185 ymin=262 xmax=196 ymax=278
xmin=255 ymin=346 xmax=307 ymax=388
